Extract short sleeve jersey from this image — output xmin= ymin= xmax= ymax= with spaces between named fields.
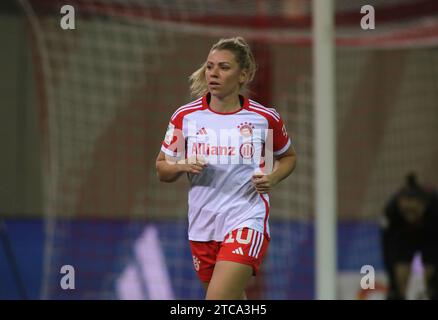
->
xmin=161 ymin=93 xmax=291 ymax=241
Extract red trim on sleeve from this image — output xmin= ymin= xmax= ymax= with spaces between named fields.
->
xmin=260 ymin=194 xmax=270 ymax=239
xmin=162 ymin=101 xmax=205 ymax=155
xmin=246 ymin=103 xmax=289 ymax=154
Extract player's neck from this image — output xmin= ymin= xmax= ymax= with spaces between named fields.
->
xmin=209 ymin=94 xmax=241 ymax=113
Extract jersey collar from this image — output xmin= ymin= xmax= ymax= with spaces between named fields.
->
xmin=203 ymin=92 xmax=250 ymax=115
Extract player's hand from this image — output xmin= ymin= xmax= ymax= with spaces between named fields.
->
xmin=183 ymin=156 xmax=208 ymax=175
xmin=252 ymin=173 xmax=276 ymax=194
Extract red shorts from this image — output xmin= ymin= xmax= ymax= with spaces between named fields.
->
xmin=189 ymin=227 xmax=270 ymax=282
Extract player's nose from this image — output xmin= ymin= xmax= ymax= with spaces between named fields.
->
xmin=209 ymin=66 xmax=219 ymax=77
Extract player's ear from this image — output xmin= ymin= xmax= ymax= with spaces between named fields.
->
xmin=239 ymin=69 xmax=248 ymax=85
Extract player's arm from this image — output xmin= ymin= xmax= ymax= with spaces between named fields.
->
xmin=270 ymin=145 xmax=297 ymax=184
xmin=252 ymin=146 xmax=296 ymax=194
xmin=156 ymin=151 xmax=207 ymax=183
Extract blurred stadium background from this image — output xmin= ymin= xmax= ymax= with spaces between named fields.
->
xmin=1 ymin=0 xmax=438 ymax=299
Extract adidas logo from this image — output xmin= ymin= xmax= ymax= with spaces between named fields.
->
xmin=232 ymin=247 xmax=244 ymax=255
xmin=196 ymin=127 xmax=208 ymax=135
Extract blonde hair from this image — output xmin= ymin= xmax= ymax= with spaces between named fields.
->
xmin=189 ymin=37 xmax=257 ymax=97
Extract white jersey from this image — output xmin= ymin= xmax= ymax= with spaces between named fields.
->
xmin=161 ymin=93 xmax=291 ymax=241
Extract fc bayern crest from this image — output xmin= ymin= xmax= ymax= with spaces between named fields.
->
xmin=237 ymin=122 xmax=255 ymax=137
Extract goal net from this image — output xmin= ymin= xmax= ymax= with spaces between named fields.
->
xmin=20 ymin=0 xmax=438 ymax=299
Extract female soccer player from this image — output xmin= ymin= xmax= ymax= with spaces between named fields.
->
xmin=156 ymin=37 xmax=296 ymax=300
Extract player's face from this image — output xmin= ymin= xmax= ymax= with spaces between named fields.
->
xmin=205 ymin=49 xmax=247 ymax=99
